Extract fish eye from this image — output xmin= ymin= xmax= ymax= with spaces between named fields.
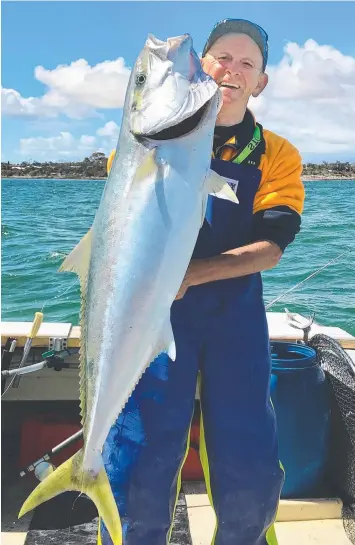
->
xmin=136 ymin=73 xmax=146 ymax=86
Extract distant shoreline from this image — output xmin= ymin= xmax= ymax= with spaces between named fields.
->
xmin=2 ymin=175 xmax=355 ymax=182
xmin=302 ymin=175 xmax=355 ymax=181
xmin=2 ymin=176 xmax=107 ymax=181
xmin=3 ymin=153 xmax=353 ymax=182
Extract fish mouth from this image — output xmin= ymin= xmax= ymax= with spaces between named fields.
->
xmin=136 ymin=100 xmax=211 ymax=141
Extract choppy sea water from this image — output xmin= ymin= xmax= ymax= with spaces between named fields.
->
xmin=2 ymin=178 xmax=354 ymax=335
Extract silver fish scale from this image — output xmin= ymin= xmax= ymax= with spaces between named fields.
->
xmin=73 ymin=36 xmax=221 ymax=472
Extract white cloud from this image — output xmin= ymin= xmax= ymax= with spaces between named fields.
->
xmin=19 ymin=132 xmax=99 ymax=160
xmin=249 ymin=39 xmax=355 ymax=155
xmin=96 ymin=120 xmax=120 ymax=139
xmin=2 ymin=57 xmax=131 ymax=119
xmin=18 ymin=120 xmax=120 ymax=160
xmin=7 ymin=39 xmax=355 ymax=159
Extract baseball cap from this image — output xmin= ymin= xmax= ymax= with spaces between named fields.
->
xmin=202 ymin=18 xmax=268 ymax=71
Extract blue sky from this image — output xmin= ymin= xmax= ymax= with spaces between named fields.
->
xmin=2 ymin=1 xmax=355 ymax=163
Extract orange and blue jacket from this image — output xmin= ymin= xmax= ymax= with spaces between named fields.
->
xmin=107 ymin=109 xmax=304 ymax=252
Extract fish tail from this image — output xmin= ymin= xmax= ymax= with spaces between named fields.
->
xmin=18 ymin=448 xmax=122 ymax=545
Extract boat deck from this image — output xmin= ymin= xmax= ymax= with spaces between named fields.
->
xmin=1 ymin=479 xmax=353 ymax=545
xmin=2 ymin=311 xmax=355 ymax=543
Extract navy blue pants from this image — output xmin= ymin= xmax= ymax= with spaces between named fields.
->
xmin=99 ymin=276 xmax=284 ymax=545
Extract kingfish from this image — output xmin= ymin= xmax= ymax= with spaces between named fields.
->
xmin=19 ymin=33 xmax=238 ymax=545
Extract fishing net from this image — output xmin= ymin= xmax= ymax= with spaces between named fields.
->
xmin=308 ymin=334 xmax=355 ymax=543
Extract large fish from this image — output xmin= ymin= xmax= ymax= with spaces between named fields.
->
xmin=19 ymin=33 xmax=238 ymax=544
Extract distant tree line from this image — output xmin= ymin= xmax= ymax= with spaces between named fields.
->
xmin=1 ymin=153 xmax=355 ymax=179
xmin=1 ymin=152 xmax=108 ymax=179
xmin=302 ymin=161 xmax=355 ymax=177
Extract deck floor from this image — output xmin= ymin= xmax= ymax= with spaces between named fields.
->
xmin=2 ymin=478 xmax=353 ymax=545
xmin=3 ymin=346 xmax=355 ymax=545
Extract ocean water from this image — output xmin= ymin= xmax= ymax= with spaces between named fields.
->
xmin=1 ymin=178 xmax=355 ymax=335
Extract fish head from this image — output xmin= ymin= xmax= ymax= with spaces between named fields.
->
xmin=129 ymin=33 xmax=220 ymax=139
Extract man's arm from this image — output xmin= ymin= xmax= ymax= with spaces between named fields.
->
xmin=176 ymin=135 xmax=305 ymax=300
xmin=176 ymin=240 xmax=281 ymax=299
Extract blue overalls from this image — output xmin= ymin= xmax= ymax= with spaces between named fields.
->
xmin=99 ymin=156 xmax=284 ymax=545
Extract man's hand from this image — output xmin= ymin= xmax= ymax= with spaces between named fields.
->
xmin=175 ymin=241 xmax=282 ymax=299
xmin=201 ymin=56 xmax=225 ymax=85
xmin=175 ymin=262 xmax=201 ymax=300
xmin=175 ymin=277 xmax=190 ymax=300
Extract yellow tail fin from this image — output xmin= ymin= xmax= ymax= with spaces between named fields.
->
xmin=18 ymin=449 xmax=122 ymax=545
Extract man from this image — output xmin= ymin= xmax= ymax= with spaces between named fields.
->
xmin=101 ymin=19 xmax=305 ymax=545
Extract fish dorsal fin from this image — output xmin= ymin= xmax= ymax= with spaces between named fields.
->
xmin=59 ymin=229 xmax=92 ymax=286
xmin=206 ymin=169 xmax=239 ymax=203
xmin=133 ymin=148 xmax=158 ymax=184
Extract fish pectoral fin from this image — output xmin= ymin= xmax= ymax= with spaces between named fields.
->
xmin=59 ymin=228 xmax=92 ymax=285
xmin=152 ymin=318 xmax=176 ymax=362
xmin=167 ymin=339 xmax=176 ymax=361
xmin=206 ymin=169 xmax=239 ymax=203
xmin=19 ymin=448 xmax=122 ymax=545
xmin=200 ymin=194 xmax=208 ymax=227
xmin=133 ymin=148 xmax=158 ymax=184
xmin=163 ymin=318 xmax=176 ymax=361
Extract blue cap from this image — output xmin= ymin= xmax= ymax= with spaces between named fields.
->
xmin=202 ymin=18 xmax=268 ymax=71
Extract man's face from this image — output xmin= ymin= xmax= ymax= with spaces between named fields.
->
xmin=202 ymin=33 xmax=268 ymax=110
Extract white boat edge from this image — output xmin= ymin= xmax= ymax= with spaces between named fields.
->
xmin=2 ymin=311 xmax=355 ymax=349
xmin=2 ymin=311 xmax=354 ymax=402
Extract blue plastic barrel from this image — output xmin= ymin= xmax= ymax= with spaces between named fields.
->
xmin=270 ymin=341 xmax=331 ymax=498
